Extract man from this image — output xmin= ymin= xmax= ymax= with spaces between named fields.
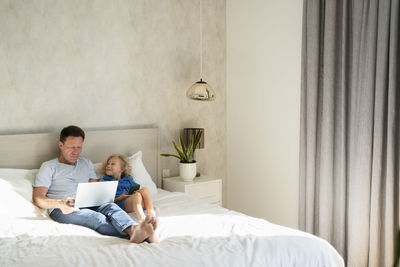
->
xmin=32 ymin=125 xmax=155 ymax=243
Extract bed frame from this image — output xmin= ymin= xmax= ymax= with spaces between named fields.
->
xmin=0 ymin=128 xmax=161 ymax=187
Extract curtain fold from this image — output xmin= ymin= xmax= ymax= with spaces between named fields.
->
xmin=300 ymin=0 xmax=400 ymax=266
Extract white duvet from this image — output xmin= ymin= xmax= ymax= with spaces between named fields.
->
xmin=0 ymin=169 xmax=344 ymax=267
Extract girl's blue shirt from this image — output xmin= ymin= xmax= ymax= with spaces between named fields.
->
xmin=102 ymin=174 xmax=139 ymax=198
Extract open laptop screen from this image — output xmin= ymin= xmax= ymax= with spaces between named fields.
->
xmin=73 ymin=181 xmax=118 ymax=208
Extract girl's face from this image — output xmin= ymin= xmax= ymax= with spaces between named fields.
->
xmin=105 ymin=157 xmax=124 ymax=179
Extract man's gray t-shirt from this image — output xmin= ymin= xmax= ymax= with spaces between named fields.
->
xmin=34 ymin=157 xmax=98 ymax=200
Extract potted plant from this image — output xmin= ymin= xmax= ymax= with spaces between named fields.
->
xmin=394 ymin=229 xmax=400 ymax=267
xmin=161 ymin=130 xmax=203 ymax=181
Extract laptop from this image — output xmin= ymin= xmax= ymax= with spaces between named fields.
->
xmin=73 ymin=181 xmax=118 ymax=208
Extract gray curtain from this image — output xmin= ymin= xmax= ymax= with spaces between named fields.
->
xmin=300 ymin=0 xmax=400 ymax=266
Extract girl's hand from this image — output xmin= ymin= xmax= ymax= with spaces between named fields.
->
xmin=115 ymin=189 xmax=130 ymax=203
xmin=120 ymin=189 xmax=130 ymax=199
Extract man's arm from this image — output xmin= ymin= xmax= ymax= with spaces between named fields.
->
xmin=32 ymin=187 xmax=78 ymax=214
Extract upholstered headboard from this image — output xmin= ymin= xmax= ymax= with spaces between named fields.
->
xmin=0 ymin=128 xmax=161 ymax=187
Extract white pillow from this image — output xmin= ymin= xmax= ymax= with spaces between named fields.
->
xmin=0 ymin=168 xmax=48 ymax=219
xmin=128 ymin=151 xmax=158 ymax=197
xmin=93 ymin=162 xmax=103 ymax=179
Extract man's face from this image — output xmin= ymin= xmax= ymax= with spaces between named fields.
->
xmin=58 ymin=136 xmax=83 ymax=165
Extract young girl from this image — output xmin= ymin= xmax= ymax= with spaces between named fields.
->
xmin=101 ymin=154 xmax=158 ymax=231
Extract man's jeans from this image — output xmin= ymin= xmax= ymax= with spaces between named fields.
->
xmin=50 ymin=203 xmax=136 ymax=239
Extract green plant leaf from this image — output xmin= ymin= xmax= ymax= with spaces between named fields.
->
xmin=172 ymin=141 xmax=188 ymax=162
xmin=187 ymin=135 xmax=194 ymax=162
xmin=179 ymin=135 xmax=188 ymax=158
xmin=160 ymin=131 xmax=204 ymax=163
xmin=160 ymin=153 xmax=181 ymax=160
xmin=393 ymin=229 xmax=400 ymax=267
xmin=194 ymin=131 xmax=203 ymax=148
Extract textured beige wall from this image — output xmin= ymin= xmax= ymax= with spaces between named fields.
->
xmin=227 ymin=0 xmax=302 ymax=228
xmin=0 ymin=0 xmax=226 ymax=201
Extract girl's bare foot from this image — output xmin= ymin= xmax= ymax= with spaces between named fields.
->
xmin=147 ymin=210 xmax=158 ymax=230
xmin=144 ymin=211 xmax=159 ymax=243
xmin=147 ymin=231 xmax=160 ymax=243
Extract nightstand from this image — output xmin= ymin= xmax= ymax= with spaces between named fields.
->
xmin=163 ymin=176 xmax=222 ymax=205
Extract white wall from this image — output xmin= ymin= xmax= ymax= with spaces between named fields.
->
xmin=226 ymin=0 xmax=302 ymax=228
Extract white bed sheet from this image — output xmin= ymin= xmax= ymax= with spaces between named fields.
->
xmin=0 ymin=187 xmax=344 ymax=267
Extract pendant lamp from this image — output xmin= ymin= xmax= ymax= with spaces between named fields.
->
xmin=186 ymin=0 xmax=216 ymax=101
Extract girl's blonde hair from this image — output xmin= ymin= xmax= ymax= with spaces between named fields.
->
xmin=101 ymin=154 xmax=132 ymax=178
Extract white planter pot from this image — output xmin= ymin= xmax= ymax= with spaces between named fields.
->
xmin=179 ymin=162 xmax=197 ymax=181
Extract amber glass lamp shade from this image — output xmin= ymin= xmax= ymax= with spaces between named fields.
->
xmin=186 ymin=79 xmax=216 ymax=101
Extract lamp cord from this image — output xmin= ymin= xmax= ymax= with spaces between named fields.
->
xmin=200 ymin=0 xmax=203 ymax=79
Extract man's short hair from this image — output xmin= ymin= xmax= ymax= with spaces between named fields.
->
xmin=59 ymin=125 xmax=85 ymax=143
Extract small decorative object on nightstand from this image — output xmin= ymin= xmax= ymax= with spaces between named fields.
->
xmin=183 ymin=128 xmax=204 ymax=177
xmin=163 ymin=176 xmax=222 ymax=206
xmin=160 ymin=129 xmax=203 ymax=182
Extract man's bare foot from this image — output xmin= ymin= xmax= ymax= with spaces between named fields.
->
xmin=130 ymin=216 xmax=154 ymax=243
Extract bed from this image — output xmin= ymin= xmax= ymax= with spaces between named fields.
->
xmin=0 ymin=128 xmax=344 ymax=267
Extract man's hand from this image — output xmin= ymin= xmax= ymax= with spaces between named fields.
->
xmin=33 ymin=187 xmax=79 ymax=214
xmin=58 ymin=198 xmax=79 ymax=214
